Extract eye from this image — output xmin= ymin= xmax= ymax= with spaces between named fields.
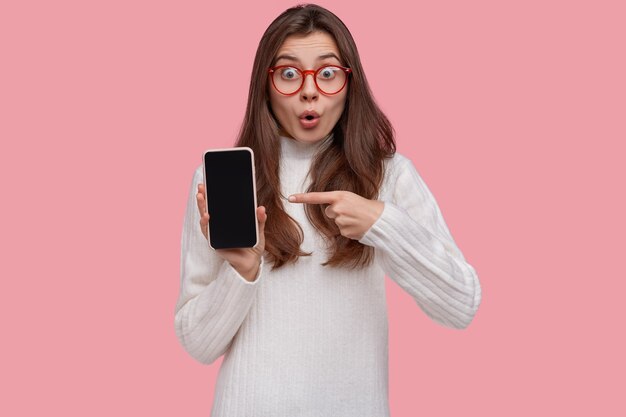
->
xmin=280 ymin=67 xmax=300 ymax=80
xmin=318 ymin=66 xmax=339 ymax=80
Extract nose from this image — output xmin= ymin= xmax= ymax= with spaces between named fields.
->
xmin=300 ymin=73 xmax=318 ymax=102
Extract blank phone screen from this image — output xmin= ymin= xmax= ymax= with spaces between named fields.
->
xmin=203 ymin=148 xmax=257 ymax=249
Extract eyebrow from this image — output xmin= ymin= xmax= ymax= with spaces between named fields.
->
xmin=274 ymin=52 xmax=342 ymax=64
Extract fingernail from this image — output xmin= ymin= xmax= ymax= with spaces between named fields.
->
xmin=288 ymin=195 xmax=295 ymax=202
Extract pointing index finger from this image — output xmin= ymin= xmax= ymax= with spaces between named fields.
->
xmin=288 ymin=191 xmax=339 ymax=205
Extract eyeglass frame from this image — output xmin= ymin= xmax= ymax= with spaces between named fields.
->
xmin=268 ymin=65 xmax=352 ymax=96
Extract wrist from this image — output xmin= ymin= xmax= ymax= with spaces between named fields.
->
xmin=232 ymin=258 xmax=261 ymax=282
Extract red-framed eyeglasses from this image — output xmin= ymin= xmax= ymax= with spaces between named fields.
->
xmin=268 ymin=65 xmax=352 ymax=96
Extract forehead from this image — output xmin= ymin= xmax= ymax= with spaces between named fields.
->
xmin=275 ymin=31 xmax=341 ymax=63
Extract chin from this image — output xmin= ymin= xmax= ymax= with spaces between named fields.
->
xmin=294 ymin=128 xmax=332 ymax=143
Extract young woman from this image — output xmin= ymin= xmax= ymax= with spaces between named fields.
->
xmin=174 ymin=4 xmax=481 ymax=416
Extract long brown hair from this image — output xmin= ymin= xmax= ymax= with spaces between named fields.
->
xmin=235 ymin=4 xmax=396 ymax=269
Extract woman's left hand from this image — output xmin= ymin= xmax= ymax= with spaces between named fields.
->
xmin=288 ymin=191 xmax=384 ymax=240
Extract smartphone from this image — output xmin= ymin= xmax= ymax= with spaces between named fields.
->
xmin=202 ymin=147 xmax=258 ymax=249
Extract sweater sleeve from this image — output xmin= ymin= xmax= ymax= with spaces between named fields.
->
xmin=174 ymin=166 xmax=265 ymax=364
xmin=359 ymin=156 xmax=482 ymax=329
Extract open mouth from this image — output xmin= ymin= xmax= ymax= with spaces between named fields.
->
xmin=299 ymin=112 xmax=320 ymax=129
xmin=300 ymin=110 xmax=320 ymax=121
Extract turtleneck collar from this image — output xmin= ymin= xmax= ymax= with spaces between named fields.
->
xmin=279 ymin=133 xmax=334 ymax=160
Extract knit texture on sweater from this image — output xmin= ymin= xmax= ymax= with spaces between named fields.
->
xmin=174 ymin=135 xmax=482 ymax=417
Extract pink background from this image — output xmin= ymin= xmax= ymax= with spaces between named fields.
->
xmin=2 ymin=0 xmax=624 ymax=415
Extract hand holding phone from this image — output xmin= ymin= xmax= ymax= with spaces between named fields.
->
xmin=198 ymin=147 xmax=267 ymax=281
xmin=196 ymin=184 xmax=266 ymax=281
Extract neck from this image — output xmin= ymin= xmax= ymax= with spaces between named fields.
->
xmin=279 ymin=133 xmax=334 ymax=160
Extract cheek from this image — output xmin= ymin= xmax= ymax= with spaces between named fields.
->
xmin=269 ymin=93 xmax=288 ymax=122
xmin=328 ymin=94 xmax=347 ymax=120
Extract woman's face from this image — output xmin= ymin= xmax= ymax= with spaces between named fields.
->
xmin=268 ymin=31 xmax=348 ymax=144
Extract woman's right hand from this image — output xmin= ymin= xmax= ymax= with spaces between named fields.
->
xmin=196 ymin=183 xmax=267 ymax=282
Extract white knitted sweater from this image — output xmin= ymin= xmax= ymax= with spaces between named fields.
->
xmin=174 ymin=135 xmax=482 ymax=417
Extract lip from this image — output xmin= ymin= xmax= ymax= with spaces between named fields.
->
xmin=299 ymin=110 xmax=320 ymax=120
xmin=299 ymin=110 xmax=320 ymax=129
